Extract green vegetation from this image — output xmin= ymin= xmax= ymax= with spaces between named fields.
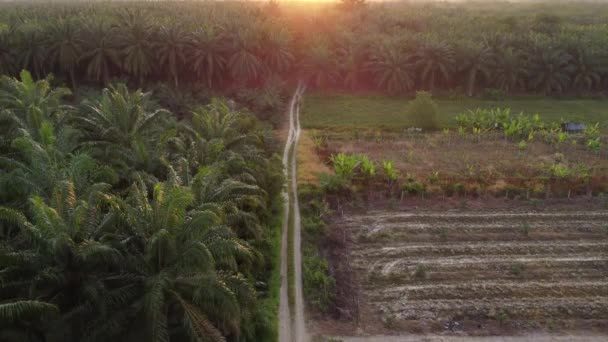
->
xmin=299 ymin=185 xmax=336 ymax=314
xmin=0 ymin=1 xmax=607 ymax=99
xmin=0 ymin=71 xmax=284 ymax=341
xmin=302 ymin=93 xmax=608 ymax=130
xmin=405 ymin=91 xmax=440 ymax=130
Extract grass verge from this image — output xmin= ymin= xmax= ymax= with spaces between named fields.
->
xmin=258 ymin=197 xmax=284 ymax=342
xmin=302 ymin=92 xmax=608 ymax=130
xmin=287 ymin=141 xmax=296 ymax=320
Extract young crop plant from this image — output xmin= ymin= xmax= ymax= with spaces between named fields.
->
xmin=518 ymin=140 xmax=528 ymax=150
xmin=358 ymin=154 xmax=376 ymax=179
xmin=587 ymin=137 xmax=601 ymax=153
xmin=519 ymin=223 xmax=532 ymax=236
xmin=510 ymin=262 xmax=526 ymax=276
xmin=331 ymin=153 xmax=360 ymax=180
xmin=382 ymin=160 xmax=399 ymax=184
xmin=413 ymin=264 xmax=429 ymax=279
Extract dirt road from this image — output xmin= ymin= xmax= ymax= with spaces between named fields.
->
xmin=279 ymin=84 xmax=308 ymax=342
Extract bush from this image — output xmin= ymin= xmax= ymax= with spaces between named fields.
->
xmin=483 ymin=88 xmax=506 ymax=101
xmin=413 ymin=264 xmax=429 ymax=279
xmin=402 ymin=180 xmax=426 ymax=195
xmin=406 ymin=91 xmax=440 ymax=130
xmin=303 ymin=248 xmax=336 ymax=313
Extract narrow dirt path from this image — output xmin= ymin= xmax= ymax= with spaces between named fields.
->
xmin=279 ymin=83 xmax=308 ymax=342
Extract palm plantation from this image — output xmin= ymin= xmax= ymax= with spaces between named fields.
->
xmin=1 ymin=1 xmax=608 ymax=342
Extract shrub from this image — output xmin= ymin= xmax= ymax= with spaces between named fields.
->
xmin=510 ymin=262 xmax=526 ymax=276
xmin=319 ymin=173 xmax=349 ymax=193
xmin=303 ymin=249 xmax=336 ymax=313
xmin=519 ymin=223 xmax=532 ymax=236
xmin=402 ymin=180 xmax=426 ymax=195
xmin=483 ymin=88 xmax=506 ymax=101
xmin=413 ymin=264 xmax=429 ymax=279
xmin=406 ymin=91 xmax=440 ymax=130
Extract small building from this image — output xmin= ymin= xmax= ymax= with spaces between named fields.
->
xmin=561 ymin=122 xmax=586 ymax=133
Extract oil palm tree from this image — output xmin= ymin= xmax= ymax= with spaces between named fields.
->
xmin=110 ymin=179 xmax=256 ymax=341
xmin=0 ymin=30 xmax=16 ymax=76
xmin=262 ymin=27 xmax=294 ymax=76
xmin=301 ymin=40 xmax=340 ymax=89
xmin=367 ymin=42 xmax=414 ymax=94
xmin=570 ymin=49 xmax=601 ymax=93
xmin=16 ymin=26 xmax=47 ymax=79
xmin=459 ymin=43 xmax=495 ymax=96
xmin=156 ymin=24 xmax=188 ymax=88
xmin=80 ymin=23 xmax=121 ymax=85
xmin=173 ymin=100 xmax=255 ymax=168
xmin=528 ymin=49 xmax=573 ymax=95
xmin=336 ymin=32 xmax=370 ymax=90
xmin=47 ymin=19 xmax=83 ymax=88
xmin=119 ymin=19 xmax=155 ymax=86
xmin=71 ymin=84 xmax=170 ymax=178
xmin=228 ymin=28 xmax=262 ymax=83
xmin=414 ymin=41 xmax=455 ymax=92
xmin=494 ymin=47 xmax=528 ymax=93
xmin=0 ymin=182 xmax=126 ymax=341
xmin=0 ymin=70 xmax=71 ymax=142
xmin=189 ymin=27 xmax=227 ymax=88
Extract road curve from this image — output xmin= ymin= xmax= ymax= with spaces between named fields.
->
xmin=279 ymin=83 xmax=308 ymax=342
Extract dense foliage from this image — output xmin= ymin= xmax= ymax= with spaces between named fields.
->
xmin=0 ymin=70 xmax=284 ymax=342
xmin=0 ymin=1 xmax=607 ymax=96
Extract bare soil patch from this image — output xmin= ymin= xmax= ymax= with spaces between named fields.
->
xmin=309 ymin=198 xmax=608 ymax=340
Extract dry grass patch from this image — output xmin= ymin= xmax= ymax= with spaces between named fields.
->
xmin=298 ymin=130 xmax=332 ymax=185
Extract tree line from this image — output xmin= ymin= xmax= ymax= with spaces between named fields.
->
xmin=0 ymin=1 xmax=607 ymax=96
xmin=0 ymin=70 xmax=284 ymax=342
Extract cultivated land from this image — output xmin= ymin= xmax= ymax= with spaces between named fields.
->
xmin=302 ymin=93 xmax=608 ymax=131
xmin=300 ymin=93 xmax=608 ymax=341
xmin=317 ymin=206 xmax=608 ymax=338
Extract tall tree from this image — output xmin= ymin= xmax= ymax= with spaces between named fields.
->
xmin=528 ymin=49 xmax=573 ymax=95
xmin=262 ymin=27 xmax=294 ymax=76
xmin=570 ymin=49 xmax=601 ymax=93
xmin=109 ymin=179 xmax=255 ymax=342
xmin=71 ymin=84 xmax=170 ymax=178
xmin=16 ymin=26 xmax=47 ymax=79
xmin=119 ymin=19 xmax=155 ymax=86
xmin=414 ymin=41 xmax=455 ymax=92
xmin=156 ymin=24 xmax=188 ymax=88
xmin=494 ymin=47 xmax=528 ymax=93
xmin=367 ymin=42 xmax=414 ymax=94
xmin=459 ymin=43 xmax=495 ymax=96
xmin=80 ymin=23 xmax=121 ymax=85
xmin=228 ymin=28 xmax=262 ymax=84
xmin=189 ymin=27 xmax=227 ymax=88
xmin=47 ymin=19 xmax=82 ymax=88
xmin=301 ymin=40 xmax=340 ymax=89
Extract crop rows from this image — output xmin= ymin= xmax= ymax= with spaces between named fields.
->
xmin=344 ymin=210 xmax=608 ymax=328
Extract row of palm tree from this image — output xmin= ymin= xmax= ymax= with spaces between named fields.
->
xmin=0 ymin=70 xmax=284 ymax=342
xmin=0 ymin=2 xmax=607 ymax=96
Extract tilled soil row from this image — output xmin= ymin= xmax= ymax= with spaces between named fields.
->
xmin=380 ymin=297 xmax=608 ymax=321
xmin=342 ymin=211 xmax=608 ymax=225
xmin=352 ymin=241 xmax=608 ymax=259
xmin=362 ymin=259 xmax=608 ymax=286
xmin=342 ymin=209 xmax=608 ymax=334
xmin=356 ymin=255 xmax=607 ymax=274
xmin=366 ymin=281 xmax=608 ymax=301
xmin=353 ymin=223 xmax=608 ymax=243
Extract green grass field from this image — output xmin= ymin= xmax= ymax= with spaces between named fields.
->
xmin=301 ymin=93 xmax=608 ymax=130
